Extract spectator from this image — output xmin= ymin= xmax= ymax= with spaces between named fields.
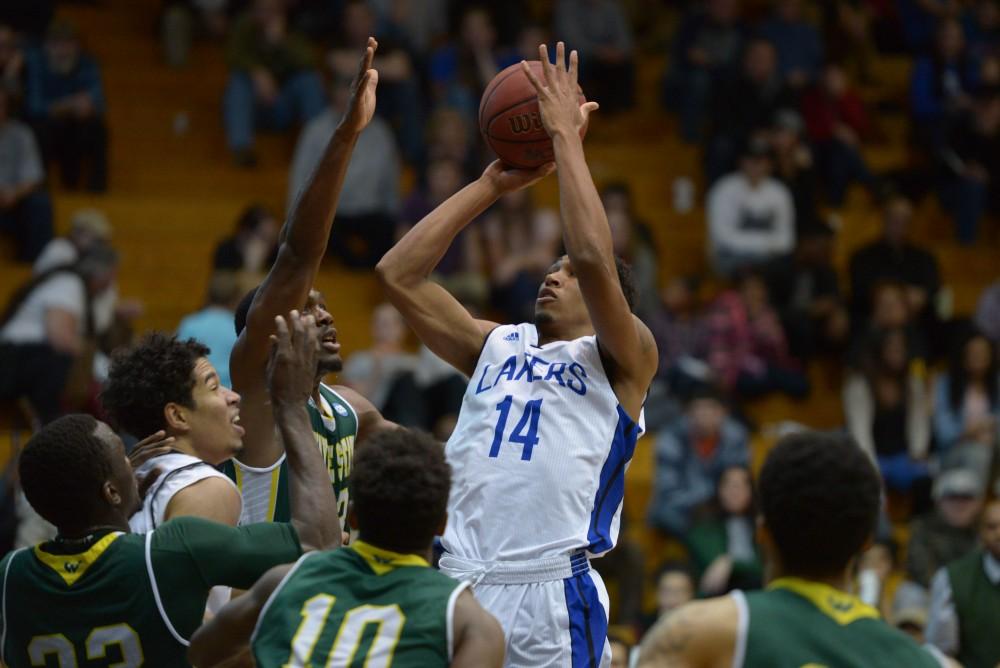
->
xmin=0 ymin=88 xmax=51 ymax=262
xmin=975 ymin=279 xmax=1000 ymax=343
xmin=368 ymin=0 xmax=449 ymax=56
xmin=212 ymin=204 xmax=279 ymax=273
xmin=430 ymin=6 xmax=509 ymax=121
xmin=648 ymin=387 xmax=749 ymax=536
xmin=34 ymin=207 xmax=110 ymax=274
xmin=763 ymin=224 xmax=848 ymax=359
xmin=707 ymin=138 xmax=796 ymax=277
xmin=907 ymin=468 xmax=983 ymax=588
xmin=0 ymin=244 xmax=118 ymax=424
xmin=927 ymin=499 xmax=1000 ymax=667
xmin=686 ymin=465 xmax=764 ymax=596
xmin=858 ymin=539 xmax=906 ymax=621
xmin=481 ymin=188 xmax=560 ymax=323
xmin=328 ymin=0 xmax=423 ymax=163
xmin=844 ymin=327 xmax=931 ymax=493
xmin=759 ymin=0 xmax=824 ymax=89
xmin=819 ymin=0 xmax=878 ymax=84
xmin=849 ymin=196 xmax=941 ymax=338
xmin=609 ymin=631 xmax=631 ymax=668
xmin=24 ymin=19 xmax=108 ymax=192
xmin=666 ymin=0 xmax=746 ymax=142
xmin=962 ymin=0 xmax=1000 ymax=64
xmin=340 ymin=302 xmax=418 ymax=417
xmin=289 ymin=58 xmax=400 ymax=268
xmin=767 ymin=108 xmax=821 ymax=235
xmin=176 ymin=272 xmax=242 ymax=389
xmin=801 ymin=62 xmax=877 ymax=206
xmin=425 ymin=106 xmax=478 ymax=176
xmin=933 ymin=330 xmax=999 ymax=466
xmin=603 ymin=182 xmax=659 ymax=318
xmin=648 ymin=276 xmax=711 ymax=399
xmin=160 ymin=0 xmax=232 ymax=68
xmin=707 ymin=270 xmax=808 ymax=398
xmin=223 ymin=0 xmax=324 ymax=167
xmin=938 ymin=89 xmax=1000 ymax=244
xmin=553 ymin=0 xmax=635 ymax=113
xmin=910 ymin=18 xmax=979 ymax=153
xmin=653 ymin=564 xmax=696 ymax=622
xmin=898 ymin=0 xmax=963 ymax=53
xmin=0 ymin=24 xmax=25 ymax=106
xmin=705 ymin=38 xmax=795 ymax=182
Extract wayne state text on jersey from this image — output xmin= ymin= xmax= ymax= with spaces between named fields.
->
xmin=474 ymin=353 xmax=589 ymax=396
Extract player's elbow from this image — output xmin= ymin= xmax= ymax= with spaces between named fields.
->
xmin=375 ymin=254 xmax=415 ymax=294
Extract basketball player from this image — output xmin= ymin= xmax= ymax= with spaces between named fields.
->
xmin=224 ymin=36 xmax=393 ymax=530
xmin=0 ymin=312 xmax=340 ymax=667
xmin=376 ymin=43 xmax=657 ymax=666
xmin=637 ymin=432 xmax=952 ymax=668
xmin=189 ymin=428 xmax=505 ymax=667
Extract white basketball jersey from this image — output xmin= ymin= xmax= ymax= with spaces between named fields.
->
xmin=443 ymin=323 xmax=644 ymax=562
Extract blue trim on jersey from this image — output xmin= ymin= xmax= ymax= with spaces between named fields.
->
xmin=586 ymin=405 xmax=639 ymax=554
xmin=564 ymin=572 xmax=608 ymax=668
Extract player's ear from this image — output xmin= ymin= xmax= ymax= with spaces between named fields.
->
xmin=102 ymin=479 xmax=123 ymax=507
xmin=163 ymin=402 xmax=189 ymax=432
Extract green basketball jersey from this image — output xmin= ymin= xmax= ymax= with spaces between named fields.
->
xmin=0 ymin=517 xmax=301 ymax=668
xmin=252 ymin=541 xmax=467 ymax=668
xmin=222 ymin=383 xmax=358 ymax=525
xmin=740 ymin=578 xmax=942 ymax=668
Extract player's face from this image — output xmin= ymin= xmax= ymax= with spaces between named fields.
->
xmin=534 ymin=256 xmax=589 ymax=329
xmin=186 ymin=358 xmax=244 ymax=465
xmin=304 ymin=289 xmax=342 ymax=374
xmin=95 ymin=421 xmax=140 ymax=517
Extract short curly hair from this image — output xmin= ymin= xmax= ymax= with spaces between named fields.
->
xmin=758 ymin=431 xmax=881 ymax=578
xmin=20 ymin=414 xmax=114 ymax=530
xmin=351 ymin=428 xmax=451 ymax=553
xmin=101 ymin=333 xmax=210 ymax=438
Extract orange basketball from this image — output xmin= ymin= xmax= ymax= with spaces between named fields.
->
xmin=479 ymin=61 xmax=586 ymax=169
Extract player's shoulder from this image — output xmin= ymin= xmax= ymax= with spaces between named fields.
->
xmin=639 ymin=596 xmax=738 ymax=668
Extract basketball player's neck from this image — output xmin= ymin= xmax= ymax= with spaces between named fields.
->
xmin=169 ymin=434 xmax=199 ymax=459
xmin=772 ymin=566 xmax=853 ymax=593
xmin=61 ymin=513 xmax=130 ymax=540
xmin=536 ymin=320 xmax=594 ymax=346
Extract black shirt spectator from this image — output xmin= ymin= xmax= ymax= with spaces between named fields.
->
xmin=212 ymin=204 xmax=279 ymax=273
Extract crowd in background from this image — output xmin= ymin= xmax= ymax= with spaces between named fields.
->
xmin=1 ymin=0 xmax=1000 ymax=663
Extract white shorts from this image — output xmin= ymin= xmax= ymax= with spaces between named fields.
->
xmin=440 ymin=552 xmax=611 ymax=668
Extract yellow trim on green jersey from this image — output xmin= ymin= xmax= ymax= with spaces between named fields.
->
xmin=33 ymin=532 xmax=124 ymax=586
xmin=350 ymin=541 xmax=429 ymax=575
xmin=768 ymin=577 xmax=880 ymax=626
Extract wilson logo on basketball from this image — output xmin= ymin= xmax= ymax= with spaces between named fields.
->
xmin=508 ymin=112 xmax=543 ymax=134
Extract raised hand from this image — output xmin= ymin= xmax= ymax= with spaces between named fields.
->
xmin=521 ymin=42 xmax=599 ymax=140
xmin=340 ymin=37 xmax=380 ymax=135
xmin=128 ymin=430 xmax=176 ymax=472
xmin=481 ymin=159 xmax=555 ymax=196
xmin=266 ymin=310 xmax=321 ymax=408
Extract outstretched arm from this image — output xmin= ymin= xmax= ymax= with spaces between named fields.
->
xmin=376 ymin=161 xmax=551 ymax=376
xmin=230 ymin=38 xmax=376 ymax=382
xmin=523 ymin=44 xmax=657 ymax=416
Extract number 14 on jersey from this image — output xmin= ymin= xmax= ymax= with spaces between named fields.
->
xmin=489 ymin=397 xmax=543 ymax=461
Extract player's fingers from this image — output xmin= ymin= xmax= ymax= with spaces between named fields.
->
xmin=274 ymin=314 xmax=290 ymax=347
xmin=521 ymin=60 xmax=546 ymax=94
xmin=555 ymin=42 xmax=566 ymax=81
xmin=133 ymin=430 xmax=167 ymax=448
xmin=569 ymin=49 xmax=579 ymax=85
xmin=289 ymin=310 xmax=306 ymax=346
xmin=538 ymin=44 xmax=555 ymax=86
xmin=581 ymin=101 xmax=600 ymax=117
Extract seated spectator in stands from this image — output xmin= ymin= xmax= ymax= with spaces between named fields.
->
xmin=482 ymin=188 xmax=560 ymax=324
xmin=176 ymin=272 xmax=242 ymax=389
xmin=223 ymin=0 xmax=324 ymax=167
xmin=933 ymin=330 xmax=999 ymax=468
xmin=340 ymin=302 xmax=418 ymax=419
xmin=926 ymin=498 xmax=1000 ymax=667
xmin=653 ymin=564 xmax=696 ymax=623
xmin=858 ymin=539 xmax=907 ymax=620
xmin=768 ymin=108 xmax=821 ymax=235
xmin=0 ymin=244 xmax=118 ymax=424
xmin=328 ymin=0 xmax=422 ymax=163
xmin=553 ymin=0 xmax=635 ymax=113
xmin=844 ymin=327 xmax=931 ymax=493
xmin=705 ymin=38 xmax=795 ymax=182
xmin=289 ymin=59 xmax=400 ymax=268
xmin=819 ymin=0 xmax=880 ymax=84
xmin=801 ymin=62 xmax=876 ymax=206
xmin=764 ymin=224 xmax=848 ymax=359
xmin=759 ymin=0 xmax=824 ymax=90
xmin=212 ymin=204 xmax=279 ymax=273
xmin=161 ymin=0 xmax=232 ymax=67
xmin=368 ymin=0 xmax=448 ymax=57
xmin=24 ymin=19 xmax=107 ymax=192
xmin=851 ymin=278 xmax=931 ymax=365
xmin=976 ymin=279 xmax=1000 ymax=343
xmin=648 ymin=276 xmax=711 ymax=399
xmin=399 ymin=158 xmax=487 ymax=307
xmin=707 ymin=270 xmax=808 ymax=398
xmin=849 ymin=196 xmax=941 ymax=342
xmin=0 ymin=88 xmax=51 ymax=262
xmin=603 ymin=183 xmax=659 ymax=318
xmin=910 ymin=18 xmax=979 ymax=153
xmin=665 ymin=0 xmax=746 ymax=142
xmin=34 ymin=207 xmax=109 ymax=274
xmin=687 ymin=465 xmax=763 ymax=596
xmin=707 ymin=139 xmax=795 ymax=278
xmin=425 ymin=106 xmax=477 ymax=176
xmin=938 ymin=89 xmax=1000 ymax=244
xmin=0 ymin=24 xmax=25 ymax=107
xmin=648 ymin=387 xmax=749 ymax=536
xmin=908 ymin=467 xmax=984 ymax=590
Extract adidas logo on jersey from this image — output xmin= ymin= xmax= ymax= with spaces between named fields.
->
xmin=503 ymin=332 xmax=519 ymax=342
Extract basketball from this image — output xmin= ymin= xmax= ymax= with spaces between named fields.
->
xmin=479 ymin=61 xmax=587 ymax=169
